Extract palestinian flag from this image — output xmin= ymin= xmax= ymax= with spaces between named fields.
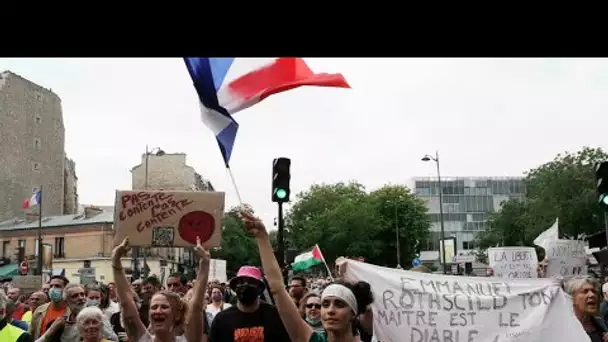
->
xmin=291 ymin=245 xmax=325 ymax=271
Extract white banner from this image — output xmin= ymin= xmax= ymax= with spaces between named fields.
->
xmin=488 ymin=247 xmax=538 ymax=279
xmin=545 ymin=240 xmax=587 ymax=278
xmin=344 ymin=260 xmax=587 ymax=342
xmin=209 ymin=259 xmax=227 ymax=283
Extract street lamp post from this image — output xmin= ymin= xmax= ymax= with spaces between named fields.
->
xmin=138 ymin=145 xmax=165 ymax=279
xmin=422 ymin=151 xmax=447 ymax=274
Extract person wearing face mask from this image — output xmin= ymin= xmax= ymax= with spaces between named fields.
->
xmin=35 ymin=284 xmax=118 ymax=342
xmin=299 ymin=293 xmax=323 ymax=333
xmin=242 ymin=209 xmax=375 ymax=342
xmin=208 ymin=265 xmax=291 ymax=341
xmin=86 ymin=285 xmax=120 ymax=321
xmin=28 ymin=275 xmax=70 ymax=340
xmin=0 ymin=290 xmax=31 ymax=342
xmin=205 ymin=285 xmax=231 ymax=325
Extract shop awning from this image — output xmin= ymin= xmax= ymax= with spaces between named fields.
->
xmin=0 ymin=264 xmax=19 ymax=280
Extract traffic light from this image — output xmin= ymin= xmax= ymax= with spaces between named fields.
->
xmin=595 ymin=162 xmax=608 ymax=210
xmin=272 ymin=158 xmax=291 ymax=203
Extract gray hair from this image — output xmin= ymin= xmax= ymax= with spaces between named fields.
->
xmin=563 ymin=276 xmax=599 ymax=296
xmin=63 ymin=283 xmax=84 ymax=301
xmin=76 ymin=306 xmax=104 ymax=327
xmin=0 ymin=289 xmax=7 ymax=310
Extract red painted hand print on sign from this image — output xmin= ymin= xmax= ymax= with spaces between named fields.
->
xmin=178 ymin=211 xmax=215 ymax=244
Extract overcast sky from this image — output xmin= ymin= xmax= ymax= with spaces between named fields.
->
xmin=1 ymin=58 xmax=607 ymax=228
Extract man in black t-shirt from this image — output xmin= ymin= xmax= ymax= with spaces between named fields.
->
xmin=209 ymin=266 xmax=290 ymax=342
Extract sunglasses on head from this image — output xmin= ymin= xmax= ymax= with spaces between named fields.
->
xmin=306 ymin=303 xmax=322 ymax=309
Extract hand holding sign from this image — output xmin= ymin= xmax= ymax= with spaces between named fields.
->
xmin=335 ymin=257 xmax=348 ymax=278
xmin=112 ymin=237 xmax=131 ymax=260
xmin=194 ymin=236 xmax=211 ymax=268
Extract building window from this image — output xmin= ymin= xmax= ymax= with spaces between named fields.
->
xmin=463 ymin=241 xmax=475 ymax=250
xmin=18 ymin=239 xmax=25 ymax=248
xmin=35 ymin=115 xmax=42 ymax=124
xmin=33 ymin=162 xmax=40 ymax=171
xmin=34 ymin=138 xmax=41 ymax=150
xmin=2 ymin=241 xmax=10 ymax=258
xmin=54 ymin=237 xmax=65 ymax=257
xmin=36 ymin=92 xmax=42 ymax=101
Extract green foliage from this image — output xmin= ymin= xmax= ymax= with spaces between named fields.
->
xmin=474 ymin=147 xmax=608 ymax=252
xmin=286 ymin=182 xmax=430 ymax=268
xmin=211 ymin=206 xmax=260 ymax=277
xmin=475 ymin=199 xmax=531 ymax=248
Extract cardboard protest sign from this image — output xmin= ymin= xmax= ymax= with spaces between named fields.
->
xmin=113 ymin=191 xmax=225 ymax=248
xmin=344 ymin=260 xmax=587 ymax=342
xmin=545 ymin=239 xmax=587 ymax=278
xmin=12 ymin=276 xmax=43 ymax=293
xmin=488 ymin=247 xmax=538 ymax=279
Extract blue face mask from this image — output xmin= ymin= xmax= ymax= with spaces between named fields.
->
xmin=306 ymin=316 xmax=321 ymax=325
xmin=49 ymin=288 xmax=63 ymax=302
xmin=86 ymin=299 xmax=100 ymax=307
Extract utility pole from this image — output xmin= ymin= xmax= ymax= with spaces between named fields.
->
xmin=277 ymin=202 xmax=285 ymax=270
xmin=394 ymin=203 xmax=401 ymax=269
xmin=36 ymin=186 xmax=43 ymax=276
xmin=272 ymin=158 xmax=291 ymax=285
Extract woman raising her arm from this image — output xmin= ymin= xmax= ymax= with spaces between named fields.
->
xmin=111 ymin=236 xmax=211 ymax=342
xmin=241 ymin=210 xmax=373 ymax=342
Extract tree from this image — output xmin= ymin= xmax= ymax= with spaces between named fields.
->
xmin=368 ymin=184 xmax=431 ymax=267
xmin=474 ymin=199 xmax=532 ymax=259
xmin=286 ymin=182 xmax=430 ymax=268
xmin=474 ymin=147 xmax=608 ymax=252
xmin=211 ymin=206 xmax=261 ymax=277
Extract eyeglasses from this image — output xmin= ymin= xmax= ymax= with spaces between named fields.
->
xmin=306 ymin=303 xmax=321 ymax=309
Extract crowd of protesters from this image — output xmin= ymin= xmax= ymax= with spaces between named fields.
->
xmin=2 ymin=207 xmax=608 ymax=341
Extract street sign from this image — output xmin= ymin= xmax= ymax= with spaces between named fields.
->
xmin=19 ymin=260 xmax=29 ymax=275
xmin=76 ymin=267 xmax=96 ymax=285
xmin=412 ymin=258 xmax=422 ymax=267
xmin=12 ymin=276 xmax=41 ymax=292
xmin=453 ymin=255 xmax=476 ymax=263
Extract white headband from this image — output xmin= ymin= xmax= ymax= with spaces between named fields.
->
xmin=321 ymin=284 xmax=358 ymax=314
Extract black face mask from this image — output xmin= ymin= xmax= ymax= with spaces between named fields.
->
xmin=236 ymin=285 xmax=260 ymax=305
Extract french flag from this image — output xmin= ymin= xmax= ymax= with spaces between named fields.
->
xmin=23 ymin=190 xmax=41 ymax=209
xmin=183 ymin=58 xmax=350 ymax=166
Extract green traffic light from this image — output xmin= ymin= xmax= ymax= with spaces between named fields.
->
xmin=602 ymin=194 xmax=608 ymax=206
xmin=275 ymin=188 xmax=287 ymax=199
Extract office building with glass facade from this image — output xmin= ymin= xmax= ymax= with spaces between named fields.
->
xmin=412 ymin=177 xmax=526 ymax=258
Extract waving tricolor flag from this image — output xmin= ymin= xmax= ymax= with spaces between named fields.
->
xmin=22 ymin=189 xmax=41 ymax=209
xmin=183 ymin=58 xmax=350 ymax=166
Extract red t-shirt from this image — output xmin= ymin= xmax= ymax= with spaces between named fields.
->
xmin=12 ymin=303 xmax=27 ymax=320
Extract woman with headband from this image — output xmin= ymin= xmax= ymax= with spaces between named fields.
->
xmin=241 ymin=209 xmax=373 ymax=342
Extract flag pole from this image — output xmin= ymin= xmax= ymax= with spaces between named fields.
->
xmin=226 ymin=167 xmax=244 ymax=206
xmin=36 ymin=185 xmax=43 ymax=276
xmin=317 ymin=245 xmax=334 ymax=281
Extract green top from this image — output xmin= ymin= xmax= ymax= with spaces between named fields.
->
xmin=309 ymin=331 xmax=328 ymax=342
